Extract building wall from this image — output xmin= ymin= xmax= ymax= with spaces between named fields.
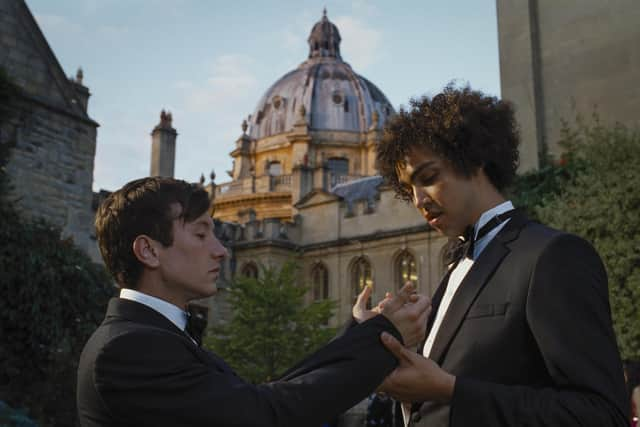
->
xmin=301 ymin=230 xmax=447 ymax=325
xmin=0 ymin=0 xmax=98 ymax=257
xmin=497 ymin=0 xmax=640 ymax=167
xmin=213 ymin=186 xmax=448 ymax=328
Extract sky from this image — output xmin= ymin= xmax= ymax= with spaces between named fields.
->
xmin=26 ymin=0 xmax=501 ymax=192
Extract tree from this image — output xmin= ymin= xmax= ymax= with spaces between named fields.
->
xmin=0 ymin=67 xmax=116 ymax=426
xmin=510 ymin=119 xmax=640 ymax=360
xmin=205 ymin=261 xmax=337 ymax=383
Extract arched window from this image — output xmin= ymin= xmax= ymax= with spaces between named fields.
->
xmin=241 ymin=262 xmax=258 ymax=279
xmin=351 ymin=256 xmax=372 ymax=308
xmin=396 ymin=250 xmax=417 ymax=290
xmin=311 ymin=263 xmax=329 ymax=301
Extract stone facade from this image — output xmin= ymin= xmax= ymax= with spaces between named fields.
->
xmin=0 ymin=0 xmax=98 ymax=257
xmin=202 ymin=181 xmax=448 ymax=328
xmin=497 ymin=0 xmax=640 ymax=169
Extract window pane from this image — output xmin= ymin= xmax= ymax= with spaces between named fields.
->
xmin=268 ymin=162 xmax=282 ymax=176
xmin=352 ymin=257 xmax=372 ymax=309
xmin=397 ymin=252 xmax=417 ymax=289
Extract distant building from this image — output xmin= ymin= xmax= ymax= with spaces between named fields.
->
xmin=196 ymin=11 xmax=449 ymax=331
xmin=0 ymin=0 xmax=99 ymax=259
xmin=497 ymin=0 xmax=640 ymax=169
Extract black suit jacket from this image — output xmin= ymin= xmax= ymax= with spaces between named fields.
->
xmin=77 ymin=298 xmax=403 ymax=427
xmin=410 ymin=211 xmax=628 ymax=427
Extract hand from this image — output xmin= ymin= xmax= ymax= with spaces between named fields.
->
xmin=380 ymin=282 xmax=431 ymax=348
xmin=377 ymin=332 xmax=455 ymax=403
xmin=352 ymin=285 xmax=393 ymax=323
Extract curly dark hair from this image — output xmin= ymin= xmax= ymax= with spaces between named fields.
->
xmin=95 ymin=177 xmax=211 ymax=288
xmin=377 ymin=84 xmax=520 ymax=201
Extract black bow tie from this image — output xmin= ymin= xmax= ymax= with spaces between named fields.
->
xmin=443 ymin=209 xmax=516 ymax=265
xmin=185 ymin=306 xmax=207 ymax=346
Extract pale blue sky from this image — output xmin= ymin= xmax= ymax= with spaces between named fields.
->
xmin=27 ymin=0 xmax=501 ymax=192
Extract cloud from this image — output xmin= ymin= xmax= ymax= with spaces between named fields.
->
xmin=183 ymin=54 xmax=258 ymax=114
xmin=278 ymin=9 xmax=383 ymax=72
xmin=279 ymin=9 xmax=316 ymax=54
xmin=332 ymin=16 xmax=382 ymax=70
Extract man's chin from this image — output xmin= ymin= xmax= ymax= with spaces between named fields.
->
xmin=191 ymin=284 xmax=218 ymax=300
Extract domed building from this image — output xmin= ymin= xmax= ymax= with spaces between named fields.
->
xmin=206 ymin=11 xmax=448 ymax=332
xmin=212 ymin=9 xmax=394 ymax=223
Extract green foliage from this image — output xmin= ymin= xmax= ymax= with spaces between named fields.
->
xmin=205 ymin=261 xmax=337 ymax=383
xmin=508 ymin=126 xmax=587 ymax=219
xmin=510 ymin=119 xmax=640 ymax=360
xmin=0 ymin=67 xmax=115 ymax=426
xmin=534 ymin=121 xmax=640 ymax=360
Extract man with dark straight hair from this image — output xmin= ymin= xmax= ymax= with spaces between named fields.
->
xmin=372 ymin=85 xmax=628 ymax=426
xmin=77 ymin=176 xmax=431 ymax=427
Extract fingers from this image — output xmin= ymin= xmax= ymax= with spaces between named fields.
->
xmin=398 ymin=281 xmax=416 ymax=301
xmin=407 ymin=294 xmax=431 ymax=316
xmin=375 ymin=292 xmax=393 ymax=311
xmin=383 ymin=282 xmax=416 ymax=312
xmin=355 ymin=284 xmax=372 ymax=309
xmin=381 ymin=332 xmax=412 ymax=363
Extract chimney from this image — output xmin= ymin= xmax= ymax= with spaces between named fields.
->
xmin=150 ymin=110 xmax=177 ymax=177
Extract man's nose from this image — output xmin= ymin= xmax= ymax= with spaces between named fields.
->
xmin=211 ymin=237 xmax=228 ymax=259
xmin=413 ymin=187 xmax=430 ymax=208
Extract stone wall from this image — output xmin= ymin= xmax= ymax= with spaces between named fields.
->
xmin=497 ymin=0 xmax=640 ymax=166
xmin=0 ymin=0 xmax=98 ymax=257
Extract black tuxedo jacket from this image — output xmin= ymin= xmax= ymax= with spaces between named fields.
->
xmin=410 ymin=211 xmax=628 ymax=427
xmin=77 ymin=298 xmax=402 ymax=427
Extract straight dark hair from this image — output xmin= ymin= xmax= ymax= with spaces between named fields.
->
xmin=95 ymin=177 xmax=211 ymax=288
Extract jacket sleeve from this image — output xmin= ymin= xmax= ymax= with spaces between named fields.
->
xmin=94 ymin=314 xmax=402 ymax=427
xmin=450 ymin=234 xmax=629 ymax=427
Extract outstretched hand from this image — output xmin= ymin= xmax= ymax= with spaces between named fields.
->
xmin=352 ymin=285 xmax=393 ymax=324
xmin=377 ymin=332 xmax=455 ymax=403
xmin=380 ymin=282 xmax=431 ymax=348
xmin=352 ymin=282 xmax=430 ymax=347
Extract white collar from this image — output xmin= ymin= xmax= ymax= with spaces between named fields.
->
xmin=473 ymin=200 xmax=514 ymax=240
xmin=119 ymin=288 xmax=188 ymax=331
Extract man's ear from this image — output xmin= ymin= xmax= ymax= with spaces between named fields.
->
xmin=132 ymin=235 xmax=161 ymax=268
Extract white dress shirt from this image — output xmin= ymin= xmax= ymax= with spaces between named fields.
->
xmin=422 ymin=200 xmax=514 ymax=358
xmin=119 ymin=288 xmax=189 ymax=332
xmin=402 ymin=201 xmax=514 ymax=425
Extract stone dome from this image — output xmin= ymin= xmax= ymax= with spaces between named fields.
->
xmin=248 ymin=10 xmax=395 ymax=140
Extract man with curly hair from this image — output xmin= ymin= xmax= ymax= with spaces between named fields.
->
xmin=372 ymin=85 xmax=628 ymax=426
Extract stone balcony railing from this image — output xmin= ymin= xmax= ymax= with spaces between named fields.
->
xmin=215 ymin=174 xmax=292 ymax=198
xmin=269 ymin=174 xmax=292 ymax=192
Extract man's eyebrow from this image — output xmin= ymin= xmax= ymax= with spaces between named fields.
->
xmin=409 ymin=162 xmax=437 ymax=183
xmin=192 ymin=219 xmax=214 ymax=229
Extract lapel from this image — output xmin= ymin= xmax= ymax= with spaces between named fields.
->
xmin=105 ymin=297 xmax=187 ymax=337
xmin=428 ymin=210 xmax=530 ymax=365
xmin=105 ymin=297 xmax=237 ymax=374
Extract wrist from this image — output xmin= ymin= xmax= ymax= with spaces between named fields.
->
xmin=438 ymin=373 xmax=456 ymax=403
